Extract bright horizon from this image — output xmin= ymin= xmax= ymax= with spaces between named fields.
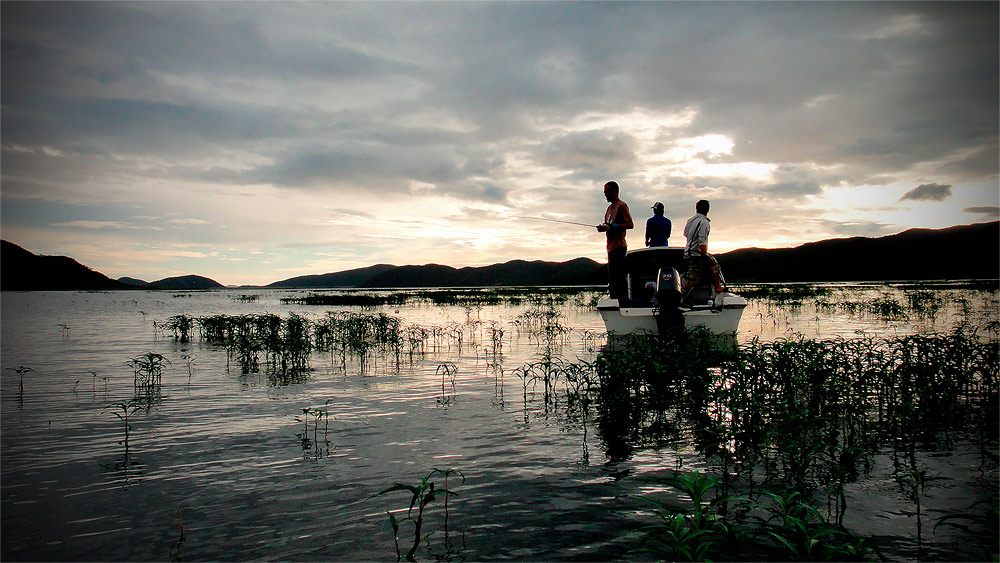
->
xmin=2 ymin=2 xmax=998 ymax=286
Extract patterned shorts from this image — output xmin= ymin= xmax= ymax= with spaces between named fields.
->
xmin=683 ymin=254 xmax=720 ymax=286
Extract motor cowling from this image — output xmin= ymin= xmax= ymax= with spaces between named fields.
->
xmin=654 ymin=267 xmax=684 ymax=336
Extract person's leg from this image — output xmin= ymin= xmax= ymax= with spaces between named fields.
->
xmin=681 ymin=255 xmax=702 ymax=292
xmin=706 ymin=255 xmax=726 ymax=292
xmin=608 ymin=247 xmax=628 ymax=302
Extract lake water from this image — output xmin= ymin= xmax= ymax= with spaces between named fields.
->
xmin=2 ymin=284 xmax=997 ymax=561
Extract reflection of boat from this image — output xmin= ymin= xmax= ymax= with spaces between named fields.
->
xmin=597 ymin=247 xmax=747 ymax=336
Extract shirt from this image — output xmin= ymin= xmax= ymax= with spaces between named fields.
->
xmin=604 ymin=201 xmax=632 ymax=252
xmin=645 ymin=215 xmax=671 ymax=247
xmin=683 ymin=213 xmax=710 ymax=256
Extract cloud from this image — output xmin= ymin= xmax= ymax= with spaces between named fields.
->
xmin=166 ymin=218 xmax=210 ymax=225
xmin=899 ymin=183 xmax=953 ymax=202
xmin=963 ymin=206 xmax=1000 ymax=218
xmin=1 ymin=2 xmax=997 ymax=284
xmin=51 ymin=220 xmax=156 ymax=230
xmin=814 ymin=220 xmax=894 ymax=238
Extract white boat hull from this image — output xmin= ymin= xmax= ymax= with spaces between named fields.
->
xmin=598 ymin=292 xmax=747 ymax=336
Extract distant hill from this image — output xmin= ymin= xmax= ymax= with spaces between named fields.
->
xmin=1 ymin=240 xmax=128 ymax=291
xmin=118 ymin=277 xmax=150 ymax=287
xmin=717 ymin=221 xmax=999 ymax=282
xmin=361 ymin=257 xmax=606 ymax=287
xmin=267 ymin=258 xmax=606 ymax=288
xmin=267 ymin=264 xmax=397 ymax=288
xmin=3 ymin=222 xmax=997 ymax=291
xmin=148 ymin=275 xmax=225 ymax=290
xmin=118 ymin=275 xmax=224 ymax=290
xmin=267 ymin=222 xmax=997 ymax=288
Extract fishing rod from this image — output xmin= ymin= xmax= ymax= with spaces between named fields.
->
xmin=515 ymin=216 xmax=597 ymax=228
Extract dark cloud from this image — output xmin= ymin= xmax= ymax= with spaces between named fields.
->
xmin=963 ymin=206 xmax=1000 ymax=218
xmin=537 ymin=130 xmax=639 ymax=173
xmin=899 ymin=183 xmax=953 ymax=202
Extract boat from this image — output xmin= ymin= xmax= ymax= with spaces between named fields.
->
xmin=597 ymin=246 xmax=747 ymax=336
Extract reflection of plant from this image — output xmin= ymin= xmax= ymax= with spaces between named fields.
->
xmin=374 ymin=468 xmax=463 ymax=562
xmin=935 ymin=500 xmax=999 ymax=562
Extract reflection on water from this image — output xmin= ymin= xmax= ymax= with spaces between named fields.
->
xmin=1 ymin=284 xmax=997 ymax=561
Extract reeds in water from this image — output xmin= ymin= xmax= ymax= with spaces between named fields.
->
xmin=567 ymin=325 xmax=998 ymax=560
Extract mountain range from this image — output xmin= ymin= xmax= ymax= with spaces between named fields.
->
xmin=2 ymin=221 xmax=997 ymax=291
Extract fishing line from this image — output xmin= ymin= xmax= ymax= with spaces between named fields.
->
xmin=514 ymin=216 xmax=597 ymax=228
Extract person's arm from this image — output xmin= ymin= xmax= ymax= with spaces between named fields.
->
xmin=620 ymin=204 xmax=634 ymax=230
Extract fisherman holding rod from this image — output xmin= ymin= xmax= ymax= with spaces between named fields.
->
xmin=516 ymin=180 xmax=633 ymax=302
xmin=596 ymin=181 xmax=634 ymax=302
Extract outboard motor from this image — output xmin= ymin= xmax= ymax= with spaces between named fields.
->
xmin=654 ymin=268 xmax=684 ymax=336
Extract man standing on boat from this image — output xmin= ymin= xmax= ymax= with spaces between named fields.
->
xmin=645 ymin=202 xmax=671 ymax=247
xmin=682 ymin=199 xmax=726 ymax=294
xmin=597 ymin=181 xmax=634 ymax=302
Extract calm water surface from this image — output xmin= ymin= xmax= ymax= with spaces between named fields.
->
xmin=2 ymin=285 xmax=997 ymax=561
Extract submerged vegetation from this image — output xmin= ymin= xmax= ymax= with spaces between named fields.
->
xmin=582 ymin=327 xmax=999 ymax=561
xmin=98 ymin=283 xmax=998 ymax=559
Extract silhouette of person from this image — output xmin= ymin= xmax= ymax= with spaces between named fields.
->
xmin=645 ymin=202 xmax=671 ymax=247
xmin=682 ymin=199 xmax=726 ymax=294
xmin=596 ymin=181 xmax=634 ymax=302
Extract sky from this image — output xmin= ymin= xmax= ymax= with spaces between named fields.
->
xmin=2 ymin=1 xmax=998 ymax=286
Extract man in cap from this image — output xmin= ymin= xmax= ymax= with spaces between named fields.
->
xmin=645 ymin=202 xmax=671 ymax=247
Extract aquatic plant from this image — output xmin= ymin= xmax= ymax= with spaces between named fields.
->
xmin=9 ymin=365 xmax=34 ymax=399
xmin=436 ymin=362 xmax=458 ymax=406
xmin=585 ymin=323 xmax=997 ymax=559
xmin=163 ymin=314 xmax=194 ymax=342
xmin=169 ymin=508 xmax=186 ymax=562
xmin=106 ymin=399 xmax=143 ymax=452
xmin=633 ymin=472 xmax=733 ymax=562
xmin=126 ymin=352 xmax=169 ymax=401
xmin=374 ymin=468 xmax=463 ymax=562
xmin=282 ymin=293 xmax=407 ymax=307
xmin=298 ymin=401 xmax=333 ymax=456
xmin=738 ymin=284 xmax=831 ymax=304
xmin=751 ymin=489 xmax=871 ymax=562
